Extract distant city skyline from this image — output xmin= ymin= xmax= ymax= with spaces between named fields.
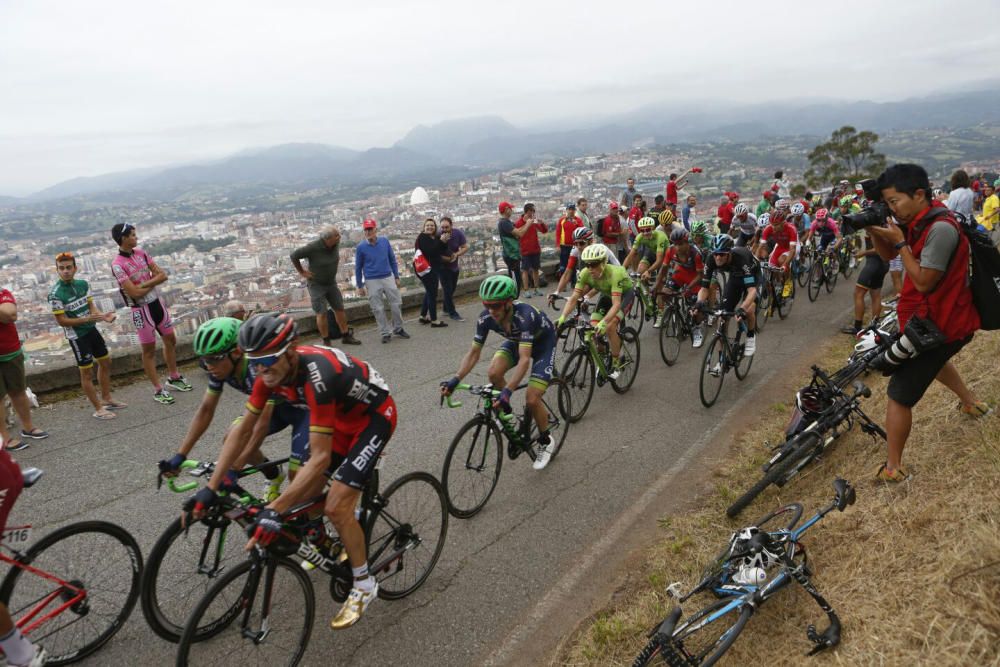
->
xmin=3 ymin=0 xmax=999 ymax=195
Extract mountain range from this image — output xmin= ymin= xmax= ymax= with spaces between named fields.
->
xmin=10 ymin=87 xmax=1000 ymax=204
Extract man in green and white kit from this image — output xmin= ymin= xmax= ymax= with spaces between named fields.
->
xmin=49 ymin=252 xmax=126 ymax=420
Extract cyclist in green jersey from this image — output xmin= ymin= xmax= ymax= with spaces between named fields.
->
xmin=555 ymin=244 xmax=635 ymax=379
xmin=623 ymin=216 xmax=670 ymax=281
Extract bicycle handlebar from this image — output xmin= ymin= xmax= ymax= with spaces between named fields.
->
xmin=441 ymin=382 xmax=502 ymax=409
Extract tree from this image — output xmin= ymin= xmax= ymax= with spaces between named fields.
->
xmin=804 ymin=126 xmax=887 ymax=189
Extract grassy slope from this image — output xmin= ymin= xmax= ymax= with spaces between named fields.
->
xmin=561 ymin=332 xmax=1000 ymax=666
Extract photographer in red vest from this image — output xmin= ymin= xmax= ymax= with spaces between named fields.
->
xmin=867 ymin=164 xmax=991 ymax=483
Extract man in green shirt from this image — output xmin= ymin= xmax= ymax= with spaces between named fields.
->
xmin=290 ymin=227 xmax=361 ymax=346
xmin=49 ymin=252 xmax=126 ymax=420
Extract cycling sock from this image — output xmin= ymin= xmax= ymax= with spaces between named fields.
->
xmin=0 ymin=627 xmax=34 ymax=665
xmin=537 ymin=430 xmax=551 ymax=446
xmin=353 ymin=565 xmax=374 ymax=592
xmin=747 ymin=331 xmax=756 ymax=338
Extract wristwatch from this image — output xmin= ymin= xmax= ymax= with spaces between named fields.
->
xmin=894 ymin=240 xmax=907 ymax=251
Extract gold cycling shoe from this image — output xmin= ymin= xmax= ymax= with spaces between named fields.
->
xmin=330 ymin=582 xmax=379 ymax=630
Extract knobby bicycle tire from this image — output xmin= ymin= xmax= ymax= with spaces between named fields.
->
xmin=0 ymin=521 xmax=142 ymax=666
xmin=611 ymin=326 xmax=641 ymax=393
xmin=559 ymin=346 xmax=595 ymax=422
xmin=367 ymin=471 xmax=448 ymax=599
xmin=699 ymin=334 xmax=726 ymax=408
xmin=442 ymin=416 xmax=503 ymax=518
xmin=140 ymin=511 xmax=245 ymax=643
xmin=175 ymin=556 xmax=313 ymax=667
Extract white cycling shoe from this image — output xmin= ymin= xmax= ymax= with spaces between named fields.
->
xmin=744 ymin=336 xmax=757 ymax=357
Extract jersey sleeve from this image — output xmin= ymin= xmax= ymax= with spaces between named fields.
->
xmin=472 ymin=311 xmax=490 ymax=346
xmin=701 ymin=256 xmax=716 ymax=287
xmin=245 ymin=375 xmax=271 ymax=414
xmin=656 ymin=232 xmax=669 ymax=254
xmin=111 ymin=260 xmax=130 ymax=286
xmin=611 ymin=268 xmax=626 ymax=296
xmin=787 ymin=225 xmax=798 ymax=242
xmin=48 ymin=286 xmax=65 ymax=315
xmin=761 ymin=226 xmax=773 ymax=242
xmin=573 ymin=269 xmax=591 ymax=292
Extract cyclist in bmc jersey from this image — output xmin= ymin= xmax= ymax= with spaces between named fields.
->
xmin=697 ymin=235 xmax=760 ymax=356
xmin=188 ymin=313 xmax=396 ymax=630
xmin=653 ymin=228 xmax=706 ymax=344
xmin=158 ymin=317 xmax=303 ymax=501
xmin=556 ymin=244 xmax=635 ymax=378
xmin=443 ymin=275 xmax=558 ymax=470
xmin=110 ymin=223 xmax=192 ymax=404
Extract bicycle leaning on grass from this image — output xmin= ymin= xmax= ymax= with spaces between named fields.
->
xmin=632 ymin=478 xmax=857 ymax=667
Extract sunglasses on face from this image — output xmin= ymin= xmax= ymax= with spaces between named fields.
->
xmin=574 ymin=241 xmax=588 ymax=247
xmin=248 ymin=353 xmax=284 ymax=369
xmin=483 ymin=301 xmax=506 ymax=311
xmin=199 ymin=353 xmax=229 ymax=368
xmin=584 ymin=261 xmax=604 ymax=269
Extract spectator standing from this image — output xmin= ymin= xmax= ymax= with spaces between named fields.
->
xmin=648 ymin=194 xmax=668 ymax=221
xmin=0 ymin=288 xmax=47 ymax=451
xmin=497 ymin=202 xmax=527 ymax=295
xmin=773 ymin=170 xmax=792 ymax=199
xmin=841 ymin=233 xmax=888 ymax=335
xmin=717 ymin=195 xmax=734 ymax=235
xmin=978 ymin=181 xmax=999 ymax=233
xmin=555 ymin=203 xmax=582 ymax=284
xmin=945 ymin=169 xmax=975 ymax=222
xmin=619 ymin=177 xmax=638 ymax=210
xmin=665 ymin=173 xmax=680 ymax=214
xmin=599 ymin=203 xmax=626 ymax=262
xmin=111 ymin=223 xmax=192 ymax=404
xmin=439 ymin=216 xmax=468 ymax=321
xmin=755 ymin=191 xmax=773 ymax=218
xmin=576 ymin=197 xmax=591 ymax=233
xmin=866 ymin=164 xmax=991 ymax=482
xmin=290 ymin=226 xmax=361 ymax=346
xmin=682 ymin=195 xmax=698 ymax=230
xmin=223 ymin=299 xmax=250 ymax=320
xmin=516 ymin=203 xmax=548 ymax=298
xmin=49 ymin=252 xmax=125 ymax=420
xmin=355 ymin=219 xmax=410 ymax=344
xmin=415 ymin=218 xmax=451 ymax=327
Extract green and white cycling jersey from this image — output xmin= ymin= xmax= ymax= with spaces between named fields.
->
xmin=48 ymin=279 xmax=95 ymax=340
xmin=632 ymin=229 xmax=669 ymax=256
xmin=574 ymin=263 xmax=634 ymax=297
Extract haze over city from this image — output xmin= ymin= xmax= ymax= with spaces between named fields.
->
xmin=3 ymin=0 xmax=1000 ymax=195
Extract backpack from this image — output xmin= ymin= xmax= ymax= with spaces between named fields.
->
xmin=596 ymin=216 xmax=606 ymax=238
xmin=954 ymin=212 xmax=1000 ymax=330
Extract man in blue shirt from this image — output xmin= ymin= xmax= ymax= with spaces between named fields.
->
xmin=355 ymin=219 xmax=410 ymax=344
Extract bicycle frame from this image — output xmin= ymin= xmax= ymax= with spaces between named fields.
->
xmin=0 ymin=545 xmax=86 ymax=636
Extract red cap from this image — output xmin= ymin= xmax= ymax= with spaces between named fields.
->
xmin=362 ymin=219 xmax=377 ymax=230
xmin=609 ymin=201 xmax=619 ymax=210
xmin=691 ymin=167 xmax=703 ymax=173
xmin=730 ymin=191 xmax=740 ymax=200
xmin=498 ymin=202 xmax=513 ymax=214
xmin=771 ymin=183 xmax=779 ymax=192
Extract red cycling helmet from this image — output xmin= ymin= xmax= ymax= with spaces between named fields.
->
xmin=815 ymin=208 xmax=828 ymax=220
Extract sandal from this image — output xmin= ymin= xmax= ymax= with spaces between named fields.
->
xmin=103 ymin=400 xmax=129 ymax=410
xmin=875 ymin=463 xmax=910 ymax=483
xmin=4 ymin=439 xmax=28 ymax=452
xmin=20 ymin=428 xmax=49 ymax=440
xmin=960 ymin=401 xmax=994 ymax=418
xmin=93 ymin=409 xmax=117 ymax=420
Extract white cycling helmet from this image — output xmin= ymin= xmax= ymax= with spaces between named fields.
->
xmin=791 ymin=203 xmax=805 ymax=216
xmin=775 ymin=199 xmax=791 ymax=212
xmin=734 ymin=203 xmax=749 ymax=216
xmin=854 ymin=328 xmax=891 ymax=354
xmin=757 ymin=213 xmax=771 ymax=227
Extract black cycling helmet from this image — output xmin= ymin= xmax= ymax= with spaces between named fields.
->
xmin=238 ymin=313 xmax=298 ymax=355
xmin=711 ymin=234 xmax=734 ymax=254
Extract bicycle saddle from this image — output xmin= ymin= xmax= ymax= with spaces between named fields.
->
xmin=21 ymin=467 xmax=43 ymax=488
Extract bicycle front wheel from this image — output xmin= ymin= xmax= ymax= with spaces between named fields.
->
xmin=0 ymin=521 xmax=142 ymax=666
xmin=756 ymin=283 xmax=773 ymax=332
xmin=699 ymin=334 xmax=725 ymax=408
xmin=825 ymin=259 xmax=838 ymax=292
xmin=141 ymin=511 xmax=247 ymax=643
xmin=659 ymin=310 xmax=682 ymax=366
xmin=725 ymin=435 xmax=820 ymax=518
xmin=807 ymin=262 xmax=823 ymax=302
xmin=625 ymin=294 xmax=645 ymax=335
xmin=610 ymin=326 xmax=640 ymax=394
xmin=442 ymin=416 xmax=503 ymax=518
xmin=559 ymin=347 xmax=595 ymax=422
xmin=796 ymin=254 xmax=812 ymax=288
xmin=367 ymin=471 xmax=449 ymax=600
xmin=777 ymin=278 xmax=795 ymax=319
xmin=176 ymin=557 xmax=313 ymax=667
xmin=671 ymin=598 xmax=752 ymax=666
xmin=733 ymin=329 xmax=754 ymax=381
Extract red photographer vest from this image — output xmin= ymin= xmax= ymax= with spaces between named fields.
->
xmin=897 ymin=206 xmax=980 ymax=342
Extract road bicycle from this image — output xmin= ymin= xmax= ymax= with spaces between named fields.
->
xmin=622 ymin=271 xmax=661 ymax=335
xmin=757 ymin=263 xmax=795 ymax=328
xmin=794 ymin=242 xmax=814 ymax=288
xmin=837 ymin=234 xmax=860 ymax=279
xmin=658 ymin=288 xmax=701 ymax=367
xmin=699 ymin=309 xmax=753 ymax=408
xmin=175 ymin=461 xmax=447 ymax=666
xmin=726 ymin=368 xmax=885 ymax=518
xmin=806 ymin=247 xmax=840 ymax=302
xmin=440 ymin=383 xmax=569 ymax=518
xmin=0 ymin=467 xmax=143 ymax=665
xmin=553 ymin=296 xmax=641 ymax=422
xmin=632 ymin=479 xmax=857 ymax=666
xmin=142 ymin=457 xmax=289 ymax=642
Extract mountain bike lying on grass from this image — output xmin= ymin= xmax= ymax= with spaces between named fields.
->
xmin=633 ymin=479 xmax=857 ymax=667
xmin=726 ymin=368 xmax=884 ymax=518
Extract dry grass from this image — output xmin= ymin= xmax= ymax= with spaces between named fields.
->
xmin=561 ymin=331 xmax=1000 ymax=667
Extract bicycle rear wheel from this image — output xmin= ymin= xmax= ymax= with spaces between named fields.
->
xmin=777 ymin=277 xmax=795 ymax=319
xmin=659 ymin=309 xmax=682 ymax=366
xmin=610 ymin=326 xmax=640 ymax=394
xmin=559 ymin=347 xmax=595 ymax=422
xmin=176 ymin=557 xmax=313 ymax=667
xmin=797 ymin=253 xmax=812 ymax=288
xmin=140 ymin=511 xmax=246 ymax=643
xmin=725 ymin=433 xmax=820 ymax=518
xmin=807 ymin=262 xmax=823 ymax=302
xmin=624 ymin=294 xmax=645 ymax=335
xmin=825 ymin=259 xmax=838 ymax=292
xmin=733 ymin=328 xmax=753 ymax=381
xmin=525 ymin=395 xmax=569 ymax=463
xmin=442 ymin=416 xmax=503 ymax=518
xmin=367 ymin=471 xmax=448 ymax=599
xmin=671 ymin=598 xmax=753 ymax=665
xmin=0 ymin=521 xmax=142 ymax=666
xmin=699 ymin=334 xmax=725 ymax=408
xmin=841 ymin=242 xmax=857 ymax=279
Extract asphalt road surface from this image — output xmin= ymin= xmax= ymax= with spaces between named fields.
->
xmin=10 ymin=281 xmax=856 ymax=666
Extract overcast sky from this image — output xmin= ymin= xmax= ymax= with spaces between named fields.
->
xmin=2 ymin=0 xmax=999 ymax=195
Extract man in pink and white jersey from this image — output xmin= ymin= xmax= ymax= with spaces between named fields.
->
xmin=110 ymin=223 xmax=192 ymax=404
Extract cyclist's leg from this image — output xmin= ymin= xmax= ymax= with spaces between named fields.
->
xmin=0 ymin=450 xmax=31 ymax=662
xmin=488 ymin=342 xmax=516 ymax=387
xmin=525 ymin=334 xmax=556 ymax=435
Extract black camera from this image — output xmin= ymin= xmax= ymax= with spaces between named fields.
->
xmin=840 ymin=178 xmax=890 ymax=234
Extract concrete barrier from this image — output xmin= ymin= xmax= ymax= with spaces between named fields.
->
xmin=26 ymin=261 xmax=560 ymax=394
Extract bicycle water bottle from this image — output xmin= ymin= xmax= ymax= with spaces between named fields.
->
xmin=498 ymin=408 xmax=521 ymax=444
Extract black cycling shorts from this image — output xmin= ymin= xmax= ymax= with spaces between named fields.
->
xmin=720 ymin=269 xmax=762 ymax=312
xmin=68 ymin=328 xmax=109 ymax=368
xmin=857 ymin=256 xmax=888 ymax=290
xmin=326 ymin=411 xmax=394 ymax=491
xmin=596 ymin=289 xmax=636 ymax=321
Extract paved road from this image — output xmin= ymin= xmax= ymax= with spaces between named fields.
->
xmin=10 ymin=283 xmax=855 ymax=666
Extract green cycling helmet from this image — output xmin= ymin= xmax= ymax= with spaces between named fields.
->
xmin=690 ymin=220 xmax=708 ymax=236
xmin=839 ymin=195 xmax=853 ymax=207
xmin=479 ymin=275 xmax=518 ymax=302
xmin=194 ymin=317 xmax=241 ymax=356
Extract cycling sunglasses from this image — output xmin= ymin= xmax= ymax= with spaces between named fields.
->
xmin=584 ymin=260 xmax=605 ymax=268
xmin=482 ymin=301 xmax=506 ymax=310
xmin=198 ymin=352 xmax=230 ymax=369
xmin=247 ymin=343 xmax=291 ymax=368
